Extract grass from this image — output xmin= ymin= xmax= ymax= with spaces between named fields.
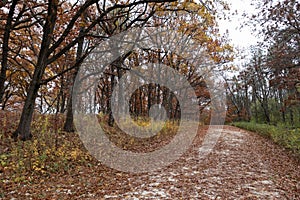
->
xmin=232 ymin=121 xmax=300 ymax=157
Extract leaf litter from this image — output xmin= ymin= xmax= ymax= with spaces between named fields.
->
xmin=1 ymin=126 xmax=300 ymax=199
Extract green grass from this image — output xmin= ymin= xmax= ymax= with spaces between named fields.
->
xmin=232 ymin=121 xmax=300 ymax=156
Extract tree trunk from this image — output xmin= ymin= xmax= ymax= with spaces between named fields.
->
xmin=63 ymin=27 xmax=84 ymax=132
xmin=0 ymin=0 xmax=18 ymax=106
xmin=279 ymin=88 xmax=286 ymax=123
xmin=244 ymin=84 xmax=251 ymax=121
xmin=289 ymin=107 xmax=294 ymax=127
xmin=147 ymin=83 xmax=152 ymax=116
xmin=105 ymin=77 xmax=110 ymax=114
xmin=56 ymin=73 xmax=66 ymax=114
xmin=12 ymin=81 xmax=39 ymax=140
xmin=261 ymin=99 xmax=271 ymax=124
xmin=253 ymin=97 xmax=258 ymax=123
xmin=108 ymin=67 xmax=115 ymax=127
xmin=162 ymin=87 xmax=171 ymax=118
xmin=63 ymin=95 xmax=75 ymax=132
xmin=12 ymin=0 xmax=58 ymax=141
xmin=117 ymin=67 xmax=125 ymax=117
xmin=139 ymin=88 xmax=143 ymax=116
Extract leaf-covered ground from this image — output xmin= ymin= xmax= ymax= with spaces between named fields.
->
xmin=1 ymin=125 xmax=300 ymax=199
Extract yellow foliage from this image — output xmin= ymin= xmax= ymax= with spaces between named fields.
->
xmin=1 ymin=115 xmax=95 ymax=183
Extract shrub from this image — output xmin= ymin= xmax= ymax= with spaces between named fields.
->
xmin=233 ymin=122 xmax=300 ymax=156
xmin=0 ymin=113 xmax=95 ymax=184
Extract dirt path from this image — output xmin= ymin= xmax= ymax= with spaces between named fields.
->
xmin=100 ymin=126 xmax=300 ymax=199
xmin=3 ymin=126 xmax=300 ymax=199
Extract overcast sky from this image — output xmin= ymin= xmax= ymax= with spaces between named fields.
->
xmin=218 ymin=0 xmax=260 ymax=48
xmin=216 ymin=0 xmax=262 ymax=66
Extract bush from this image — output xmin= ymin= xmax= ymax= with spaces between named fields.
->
xmin=233 ymin=122 xmax=300 ymax=156
xmin=0 ymin=113 xmax=95 ymax=184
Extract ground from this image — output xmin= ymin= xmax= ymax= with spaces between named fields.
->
xmin=2 ymin=126 xmax=300 ymax=199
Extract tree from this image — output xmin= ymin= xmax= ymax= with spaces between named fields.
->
xmin=0 ymin=0 xmax=18 ymax=106
xmin=225 ymin=0 xmax=300 ymax=125
xmin=12 ymin=0 xmax=59 ymax=140
xmin=92 ymin=0 xmax=233 ymax=125
xmin=253 ymin=0 xmax=300 ymax=100
xmin=0 ymin=0 xmax=232 ymax=139
xmin=10 ymin=0 xmax=178 ymax=140
xmin=63 ymin=1 xmax=178 ymax=130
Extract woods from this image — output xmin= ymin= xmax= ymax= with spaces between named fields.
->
xmin=1 ymin=0 xmax=300 ymax=198
xmin=0 ymin=0 xmax=231 ymax=140
xmin=226 ymin=0 xmax=300 ymax=126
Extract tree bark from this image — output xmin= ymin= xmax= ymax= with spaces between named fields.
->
xmin=63 ymin=27 xmax=84 ymax=132
xmin=279 ymin=88 xmax=286 ymax=123
xmin=108 ymin=65 xmax=115 ymax=127
xmin=12 ymin=0 xmax=58 ymax=140
xmin=0 ymin=0 xmax=18 ymax=107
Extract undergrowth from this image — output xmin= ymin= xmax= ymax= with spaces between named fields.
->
xmin=233 ymin=121 xmax=300 ymax=157
xmin=0 ymin=112 xmax=95 ymax=185
xmin=0 ymin=111 xmax=181 ymax=186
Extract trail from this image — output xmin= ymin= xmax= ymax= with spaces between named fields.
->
xmin=101 ymin=126 xmax=300 ymax=199
xmin=3 ymin=126 xmax=300 ymax=199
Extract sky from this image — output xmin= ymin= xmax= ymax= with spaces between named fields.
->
xmin=218 ymin=0 xmax=259 ymax=48
xmin=216 ymin=0 xmax=262 ymax=66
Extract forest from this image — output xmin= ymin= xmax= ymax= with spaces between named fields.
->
xmin=0 ymin=0 xmax=299 ymax=199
